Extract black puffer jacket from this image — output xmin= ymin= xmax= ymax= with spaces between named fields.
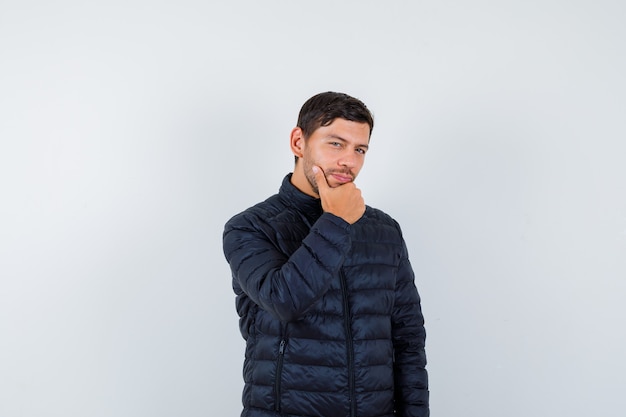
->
xmin=223 ymin=175 xmax=428 ymax=417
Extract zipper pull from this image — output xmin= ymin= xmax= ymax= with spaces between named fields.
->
xmin=279 ymin=339 xmax=286 ymax=355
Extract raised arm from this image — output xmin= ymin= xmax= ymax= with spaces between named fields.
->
xmin=223 ymin=211 xmax=351 ymax=323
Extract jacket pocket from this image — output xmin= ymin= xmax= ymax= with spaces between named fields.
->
xmin=274 ymin=338 xmax=287 ymax=412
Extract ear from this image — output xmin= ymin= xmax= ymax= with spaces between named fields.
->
xmin=290 ymin=127 xmax=305 ymax=159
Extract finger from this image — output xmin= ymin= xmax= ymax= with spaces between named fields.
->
xmin=312 ymin=166 xmax=330 ymax=190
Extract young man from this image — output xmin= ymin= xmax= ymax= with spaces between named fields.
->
xmin=223 ymin=92 xmax=429 ymax=417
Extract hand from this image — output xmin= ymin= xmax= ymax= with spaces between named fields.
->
xmin=313 ymin=166 xmax=365 ymax=224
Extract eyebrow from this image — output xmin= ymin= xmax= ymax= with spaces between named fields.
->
xmin=327 ymin=134 xmax=369 ymax=149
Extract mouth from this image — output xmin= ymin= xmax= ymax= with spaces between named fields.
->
xmin=329 ymin=173 xmax=353 ymax=184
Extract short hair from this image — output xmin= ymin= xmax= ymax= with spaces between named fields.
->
xmin=298 ymin=91 xmax=374 ymax=138
xmin=295 ymin=91 xmax=374 ymax=163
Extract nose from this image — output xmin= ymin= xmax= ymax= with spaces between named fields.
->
xmin=337 ymin=150 xmax=356 ymax=168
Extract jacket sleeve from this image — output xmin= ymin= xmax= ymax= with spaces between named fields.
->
xmin=392 ymin=231 xmax=429 ymax=417
xmin=223 ymin=211 xmax=352 ymax=322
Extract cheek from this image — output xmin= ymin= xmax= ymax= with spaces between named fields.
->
xmin=304 ymin=148 xmax=327 ymax=166
xmin=353 ymin=155 xmax=365 ymax=169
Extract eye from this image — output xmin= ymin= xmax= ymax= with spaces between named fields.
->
xmin=329 ymin=142 xmax=342 ymax=148
xmin=356 ymin=148 xmax=367 ymax=155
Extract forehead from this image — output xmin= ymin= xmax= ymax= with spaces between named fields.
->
xmin=311 ymin=118 xmax=371 ymax=142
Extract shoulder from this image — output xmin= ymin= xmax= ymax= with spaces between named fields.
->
xmin=224 ymin=194 xmax=285 ymax=232
xmin=351 ymin=206 xmax=405 ymax=246
xmin=342 ymin=206 xmax=410 ymax=266
xmin=362 ymin=206 xmax=402 ymax=232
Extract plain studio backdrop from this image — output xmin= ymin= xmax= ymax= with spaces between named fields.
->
xmin=1 ymin=1 xmax=624 ymax=416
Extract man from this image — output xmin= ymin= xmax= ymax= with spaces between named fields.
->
xmin=223 ymin=92 xmax=429 ymax=417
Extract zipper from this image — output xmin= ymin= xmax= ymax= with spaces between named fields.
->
xmin=340 ymin=269 xmax=356 ymax=417
xmin=274 ymin=338 xmax=287 ymax=412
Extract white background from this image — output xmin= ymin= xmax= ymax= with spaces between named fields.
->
xmin=1 ymin=1 xmax=625 ymax=416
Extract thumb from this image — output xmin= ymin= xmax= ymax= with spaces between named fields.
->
xmin=312 ymin=166 xmax=329 ymax=191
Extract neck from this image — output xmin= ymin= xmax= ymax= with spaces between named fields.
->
xmin=290 ymin=165 xmax=319 ymax=198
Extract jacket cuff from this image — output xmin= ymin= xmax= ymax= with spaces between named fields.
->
xmin=316 ymin=212 xmax=351 ymax=230
xmin=307 ymin=212 xmax=352 ymax=254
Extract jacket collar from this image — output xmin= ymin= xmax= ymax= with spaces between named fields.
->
xmin=279 ymin=173 xmax=323 ymax=225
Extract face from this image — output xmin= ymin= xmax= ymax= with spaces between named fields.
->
xmin=290 ymin=118 xmax=371 ymax=197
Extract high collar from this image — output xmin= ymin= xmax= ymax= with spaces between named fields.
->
xmin=278 ymin=173 xmax=323 ymax=225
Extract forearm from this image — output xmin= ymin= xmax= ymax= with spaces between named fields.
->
xmin=224 ymin=212 xmax=351 ymax=322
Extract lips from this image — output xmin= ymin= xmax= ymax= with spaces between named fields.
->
xmin=330 ymin=173 xmax=353 ymax=184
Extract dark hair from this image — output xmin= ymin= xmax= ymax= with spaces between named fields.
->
xmin=295 ymin=91 xmax=374 ymax=163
